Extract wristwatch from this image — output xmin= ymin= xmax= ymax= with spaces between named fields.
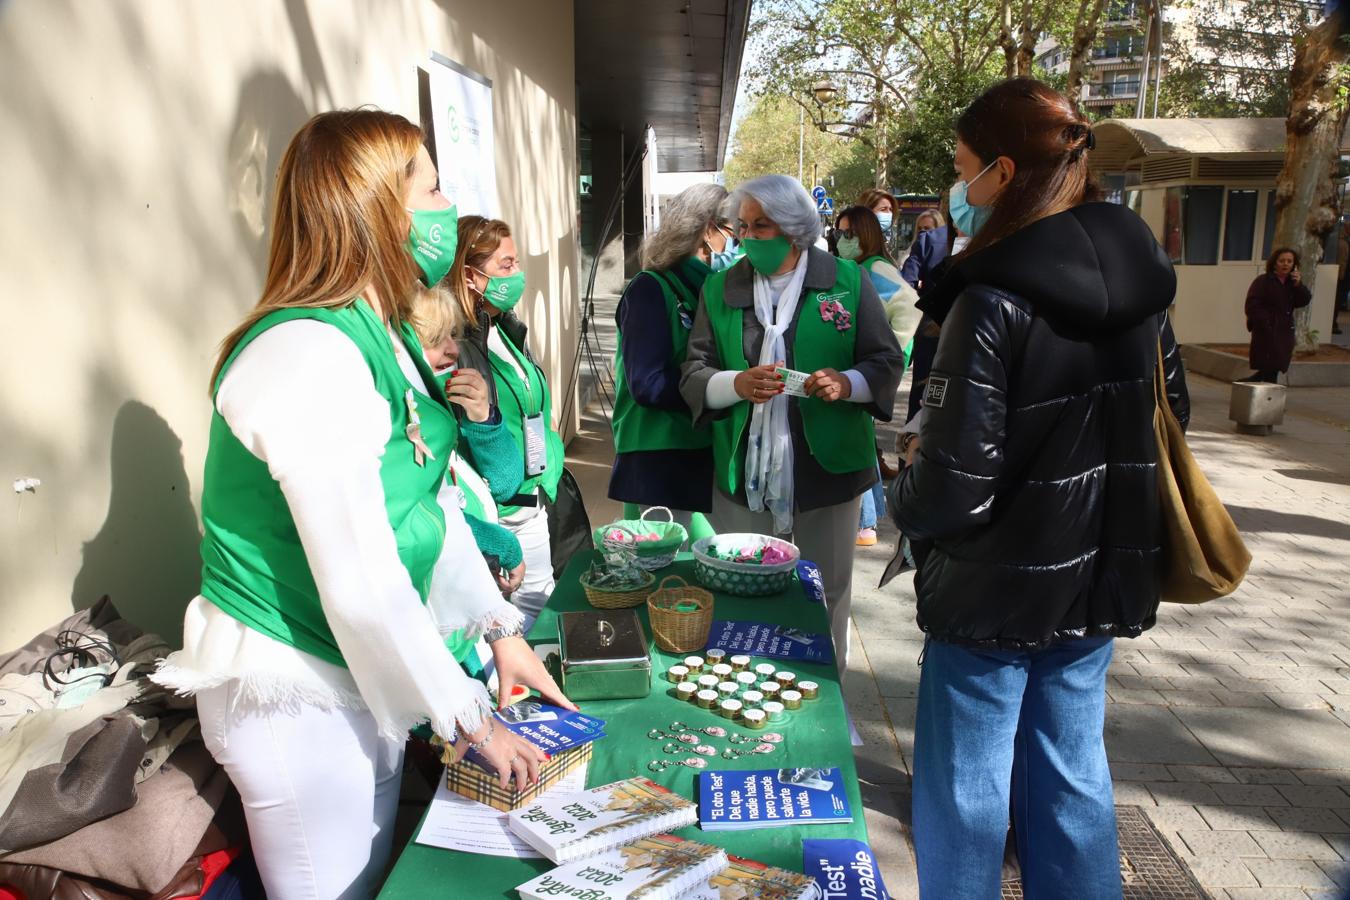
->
xmin=484 ymin=623 xmax=525 ymax=644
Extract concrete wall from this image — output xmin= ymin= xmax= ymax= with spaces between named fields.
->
xmin=0 ymin=0 xmax=578 ymax=651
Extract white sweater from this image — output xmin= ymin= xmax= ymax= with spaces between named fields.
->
xmin=153 ymin=318 xmax=521 ymax=741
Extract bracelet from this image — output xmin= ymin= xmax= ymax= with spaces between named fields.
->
xmin=467 ymin=717 xmax=495 ymax=752
xmin=484 ymin=624 xmax=524 ymax=643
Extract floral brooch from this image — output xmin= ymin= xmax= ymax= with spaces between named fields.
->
xmin=818 ymin=298 xmax=853 ymax=332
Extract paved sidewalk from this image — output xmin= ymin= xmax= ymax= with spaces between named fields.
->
xmin=564 ymin=307 xmax=1350 ymax=897
xmin=846 ymin=374 xmax=1350 ymax=900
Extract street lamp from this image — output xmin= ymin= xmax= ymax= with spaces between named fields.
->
xmin=813 ymin=80 xmax=838 ymax=105
xmin=800 ymin=80 xmax=839 ymax=184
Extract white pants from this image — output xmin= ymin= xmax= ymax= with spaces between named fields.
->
xmin=197 ymin=684 xmax=403 ymax=899
xmin=711 ymin=492 xmax=863 ymax=672
xmin=504 ymin=503 xmax=555 ymax=631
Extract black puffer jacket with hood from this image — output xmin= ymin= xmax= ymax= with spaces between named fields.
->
xmin=894 ymin=202 xmax=1190 ymax=650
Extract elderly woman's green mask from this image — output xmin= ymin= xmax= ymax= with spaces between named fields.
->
xmin=741 ymin=235 xmax=792 ymax=275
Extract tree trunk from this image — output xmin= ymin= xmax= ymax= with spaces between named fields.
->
xmin=1016 ymin=12 xmax=1037 ymax=76
xmin=1065 ymin=0 xmax=1108 ymax=103
xmin=1272 ymin=8 xmax=1350 ymax=353
xmin=998 ymin=0 xmax=1018 ymax=78
xmin=873 ymin=84 xmax=889 ymax=187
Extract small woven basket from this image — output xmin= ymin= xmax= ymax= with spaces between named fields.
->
xmin=691 ymin=534 xmax=801 ymax=597
xmin=580 ymin=568 xmax=656 ymax=609
xmin=592 ymin=507 xmax=687 ymax=571
xmin=646 ymin=575 xmax=715 ymax=654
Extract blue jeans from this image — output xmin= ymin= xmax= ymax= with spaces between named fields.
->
xmin=913 ymin=637 xmax=1120 ymax=900
xmin=858 ymin=465 xmax=886 ymax=530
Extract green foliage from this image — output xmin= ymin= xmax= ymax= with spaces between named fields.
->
xmin=723 ymin=95 xmax=853 ymax=189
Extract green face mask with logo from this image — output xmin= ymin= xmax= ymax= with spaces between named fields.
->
xmin=407 ymin=204 xmax=459 ymax=286
xmin=478 ymin=269 xmax=526 ymax=312
xmin=741 ymin=235 xmax=793 ymax=276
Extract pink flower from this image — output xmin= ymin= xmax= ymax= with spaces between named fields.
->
xmin=835 ymin=311 xmax=853 ymax=332
xmin=819 ymin=299 xmax=835 ymax=322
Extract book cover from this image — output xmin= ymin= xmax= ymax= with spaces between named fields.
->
xmin=698 ymin=768 xmax=852 ymax=831
xmin=802 ymin=838 xmax=890 ymax=900
xmin=681 ymin=854 xmax=818 ymax=899
xmin=705 ymin=620 xmax=834 ymax=664
xmin=515 ymin=833 xmax=727 ymax=900
xmin=509 ymin=776 xmax=699 ymax=863
xmin=463 ymin=702 xmax=607 ymax=772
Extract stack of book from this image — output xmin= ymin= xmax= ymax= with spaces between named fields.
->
xmin=698 ymin=767 xmax=854 ymax=831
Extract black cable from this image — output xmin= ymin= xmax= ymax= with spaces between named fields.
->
xmin=560 ymin=138 xmax=649 ymax=428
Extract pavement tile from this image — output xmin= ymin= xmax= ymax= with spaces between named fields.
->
xmin=1112 ymin=781 xmax=1156 ymax=806
xmin=1196 ymin=804 xmax=1281 ymax=831
xmin=1144 ymin=804 xmax=1211 ymax=832
xmin=857 ymin=783 xmax=918 ymax=899
xmin=1172 ymin=708 xmax=1350 ymax=770
xmin=1319 ymin=859 xmax=1350 ymax=889
xmin=1213 ymin=689 xmax=1280 ymax=708
xmin=1232 ymin=767 xmax=1302 ymax=785
xmin=1108 ymin=688 xmax=1169 ymax=705
xmin=1224 ymin=889 xmax=1317 ymax=900
xmin=1297 ymin=770 xmax=1350 ymax=787
xmin=1267 ymin=806 xmax=1350 ymax=834
xmin=1148 ymin=781 xmax=1223 ymax=805
xmin=1251 ymin=831 xmax=1343 ymax=861
xmin=1270 ymin=693 xmax=1335 ymax=710
xmin=1169 ymin=764 xmax=1238 ymax=783
xmin=1105 ymin=705 xmax=1218 ymax=765
xmin=1179 ymin=829 xmax=1266 ymax=857
xmin=1162 ymin=689 xmax=1222 ymax=707
xmin=1111 ymin=761 xmax=1174 ymax=782
xmin=1212 ymin=783 xmax=1292 ymax=807
xmin=1276 ymin=785 xmax=1350 ymax=808
xmin=1245 ymin=857 xmax=1338 ymax=888
xmin=1179 ymin=856 xmax=1257 ymax=887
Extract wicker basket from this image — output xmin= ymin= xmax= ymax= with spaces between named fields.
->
xmin=691 ymin=534 xmax=801 ymax=597
xmin=592 ymin=507 xmax=687 ymax=571
xmin=646 ymin=575 xmax=715 ymax=653
xmin=580 ymin=568 xmax=656 ymax=609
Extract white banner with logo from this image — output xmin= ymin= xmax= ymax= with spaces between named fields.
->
xmin=424 ymin=53 xmax=497 ymax=217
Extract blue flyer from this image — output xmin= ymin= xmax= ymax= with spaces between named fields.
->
xmin=705 ymin=619 xmax=835 ymax=663
xmin=698 ymin=767 xmax=852 ymax=831
xmin=796 ymin=559 xmax=826 ymax=605
xmin=803 ymin=838 xmax=891 ymax=899
xmin=464 ymin=702 xmax=606 ymax=767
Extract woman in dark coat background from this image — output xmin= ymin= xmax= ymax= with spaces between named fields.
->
xmin=1244 ymin=247 xmax=1312 ymax=383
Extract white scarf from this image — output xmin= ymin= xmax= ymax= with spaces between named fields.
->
xmin=744 ymin=249 xmax=809 ymax=534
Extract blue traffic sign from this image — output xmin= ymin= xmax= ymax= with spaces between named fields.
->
xmin=811 ymin=185 xmax=827 ymax=204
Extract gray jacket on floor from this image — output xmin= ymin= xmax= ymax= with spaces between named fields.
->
xmin=679 ymin=247 xmax=905 ymax=512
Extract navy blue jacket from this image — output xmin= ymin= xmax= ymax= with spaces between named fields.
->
xmin=900 ymin=225 xmax=949 ymax=290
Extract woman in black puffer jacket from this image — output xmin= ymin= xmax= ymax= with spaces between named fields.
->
xmin=893 ymin=79 xmax=1189 ymax=899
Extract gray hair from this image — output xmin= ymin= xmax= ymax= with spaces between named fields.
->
xmin=729 ymin=175 xmax=821 ymax=250
xmin=642 ymin=182 xmax=729 ymax=271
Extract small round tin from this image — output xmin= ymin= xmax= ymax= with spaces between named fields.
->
xmin=696 ymin=690 xmax=719 ymax=709
xmin=759 ymin=682 xmax=781 ymax=700
xmin=741 ymin=690 xmax=764 ymax=707
xmin=798 ymin=680 xmax=820 ymax=700
xmin=667 ymin=664 xmax=689 ymax=684
xmin=774 ymin=671 xmax=797 ymax=688
xmin=761 ymin=700 xmax=786 ymax=723
xmin=697 ymin=674 xmax=720 ymax=690
xmin=705 ymin=649 xmax=726 ymax=665
xmin=676 ymin=682 xmax=697 ymax=702
xmin=735 ymin=671 xmax=758 ymax=691
xmin=719 ymin=699 xmax=743 ymax=720
xmin=711 ymin=663 xmax=733 ymax=679
xmin=754 ymin=663 xmax=777 ymax=680
xmin=742 ymin=709 xmax=766 ymax=730
xmin=781 ymin=689 xmax=803 ymax=710
xmin=684 ymin=656 xmax=705 ymax=673
xmin=717 ymin=681 xmax=739 ymax=698
xmin=730 ymin=655 xmax=751 ymax=671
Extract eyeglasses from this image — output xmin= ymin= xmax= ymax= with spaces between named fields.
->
xmin=830 ymin=228 xmax=856 ymax=241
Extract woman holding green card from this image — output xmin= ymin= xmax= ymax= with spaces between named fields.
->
xmin=608 ymin=182 xmax=733 ymax=541
xmin=449 ymin=216 xmax=565 ymax=628
xmin=680 ymin=174 xmax=906 ymax=669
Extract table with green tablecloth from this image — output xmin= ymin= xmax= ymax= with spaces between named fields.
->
xmin=379 ymin=554 xmax=869 ymax=897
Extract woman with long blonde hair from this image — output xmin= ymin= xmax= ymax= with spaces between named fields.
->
xmin=154 ymin=109 xmax=572 ymax=897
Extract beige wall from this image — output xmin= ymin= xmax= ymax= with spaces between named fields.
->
xmin=0 ymin=0 xmax=578 ymax=650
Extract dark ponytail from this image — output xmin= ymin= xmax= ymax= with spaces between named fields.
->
xmin=956 ymin=78 xmax=1102 ymax=257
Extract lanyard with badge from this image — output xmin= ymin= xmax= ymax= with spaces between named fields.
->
xmin=490 ymin=327 xmax=549 ymax=478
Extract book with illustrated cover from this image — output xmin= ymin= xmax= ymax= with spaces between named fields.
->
xmin=515 ymin=833 xmax=727 ymax=900
xmin=680 ymin=854 xmax=818 ymax=899
xmin=508 ymin=776 xmax=699 ymax=863
xmin=698 ymin=768 xmax=852 ymax=832
xmin=461 ymin=702 xmax=607 ymax=773
xmin=802 ymin=838 xmax=890 ymax=900
xmin=705 ymin=620 xmax=834 ymax=663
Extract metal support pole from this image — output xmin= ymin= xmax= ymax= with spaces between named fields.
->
xmin=798 ymin=104 xmax=805 ymax=183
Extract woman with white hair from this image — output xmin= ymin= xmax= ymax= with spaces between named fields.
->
xmin=680 ymin=174 xmax=906 ymax=668
xmin=609 ymin=182 xmax=737 ymax=530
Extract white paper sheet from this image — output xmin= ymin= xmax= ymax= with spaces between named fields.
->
xmin=415 ymin=763 xmax=588 ymax=858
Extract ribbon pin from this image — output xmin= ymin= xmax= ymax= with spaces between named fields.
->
xmin=404 ymin=389 xmax=436 ymax=467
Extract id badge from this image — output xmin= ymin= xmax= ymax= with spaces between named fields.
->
xmin=523 ymin=413 xmax=548 ymax=476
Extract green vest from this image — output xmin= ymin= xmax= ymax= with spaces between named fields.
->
xmin=703 ymin=259 xmax=876 ymax=496
xmin=612 ymin=270 xmax=713 ymax=454
xmin=486 ymin=324 xmax=564 ymax=513
xmin=199 ymin=302 xmax=458 ymax=669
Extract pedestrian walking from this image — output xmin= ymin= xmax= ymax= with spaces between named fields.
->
xmin=681 ymin=174 xmax=905 ymax=669
xmin=893 ymin=78 xmax=1190 ymax=899
xmin=1243 ymin=247 xmax=1313 ymax=383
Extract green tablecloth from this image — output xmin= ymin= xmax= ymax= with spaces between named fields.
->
xmin=379 ymin=555 xmax=868 ymax=897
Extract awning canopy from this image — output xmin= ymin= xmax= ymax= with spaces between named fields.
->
xmin=1090 ymin=117 xmax=1350 ymax=172
xmin=575 ymin=0 xmax=750 ymax=172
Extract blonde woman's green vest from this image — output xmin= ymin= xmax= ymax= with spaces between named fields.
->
xmin=611 ymin=270 xmax=713 ymax=454
xmin=485 ymin=324 xmax=564 ymax=515
xmin=702 ymin=259 xmax=876 ymax=496
xmin=199 ymin=301 xmax=458 ymax=669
